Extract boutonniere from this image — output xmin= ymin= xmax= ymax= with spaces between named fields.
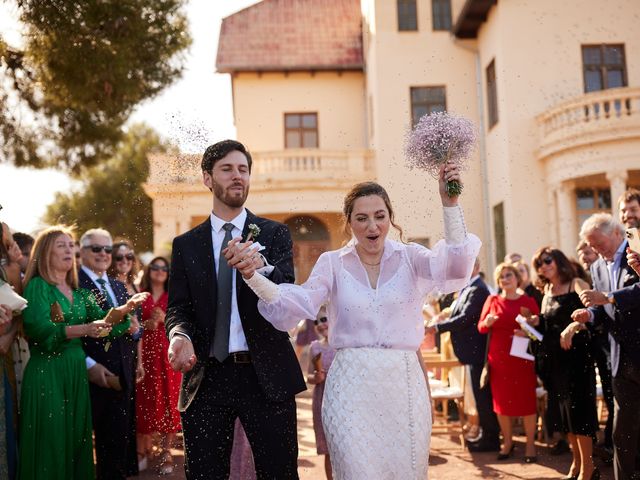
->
xmin=247 ymin=223 xmax=261 ymax=242
xmin=246 ymin=223 xmax=266 ymax=254
xmin=623 ymin=272 xmax=637 ymax=285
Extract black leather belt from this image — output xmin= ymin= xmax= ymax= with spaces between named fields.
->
xmin=229 ymin=351 xmax=251 ymax=364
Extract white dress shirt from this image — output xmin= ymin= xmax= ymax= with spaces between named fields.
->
xmin=210 ymin=210 xmax=250 ymax=353
xmin=256 ymin=233 xmax=481 ymax=351
xmin=80 ymin=265 xmax=117 ymax=369
xmin=81 ymin=265 xmax=118 ymax=306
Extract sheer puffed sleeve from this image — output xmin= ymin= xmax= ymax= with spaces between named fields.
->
xmin=244 ymin=252 xmax=333 ymax=332
xmin=408 ymin=206 xmax=481 ymax=295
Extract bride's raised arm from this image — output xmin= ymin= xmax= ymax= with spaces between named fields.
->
xmin=408 ymin=160 xmax=481 ymax=295
xmin=408 ymin=205 xmax=481 ymax=296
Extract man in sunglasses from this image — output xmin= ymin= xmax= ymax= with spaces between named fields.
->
xmin=574 ymin=214 xmax=640 ymax=480
xmin=78 ymin=228 xmax=144 ymax=480
xmin=166 ymin=140 xmax=305 ymax=479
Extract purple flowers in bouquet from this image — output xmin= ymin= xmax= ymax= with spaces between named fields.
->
xmin=405 ymin=111 xmax=477 ymax=197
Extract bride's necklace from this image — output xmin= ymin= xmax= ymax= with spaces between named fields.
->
xmin=361 ymin=260 xmax=380 ymax=267
xmin=355 ymin=245 xmax=381 ymax=267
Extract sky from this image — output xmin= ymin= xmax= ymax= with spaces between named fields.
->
xmin=0 ymin=0 xmax=260 ymax=234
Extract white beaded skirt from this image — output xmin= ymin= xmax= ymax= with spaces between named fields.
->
xmin=322 ymin=348 xmax=431 ymax=480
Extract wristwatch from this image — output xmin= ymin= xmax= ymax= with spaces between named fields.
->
xmin=606 ymin=292 xmax=616 ymax=305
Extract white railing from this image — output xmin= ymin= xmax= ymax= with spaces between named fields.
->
xmin=146 ymin=149 xmax=375 ymax=190
xmin=537 ymin=86 xmax=640 ymax=158
xmin=252 ymin=149 xmax=374 ymax=180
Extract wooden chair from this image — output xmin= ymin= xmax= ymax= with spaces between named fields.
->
xmin=424 ymin=354 xmax=466 ymax=448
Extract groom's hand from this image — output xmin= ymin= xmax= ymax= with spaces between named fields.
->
xmin=224 ymin=238 xmax=265 ymax=279
xmin=168 ymin=336 xmax=197 ymax=372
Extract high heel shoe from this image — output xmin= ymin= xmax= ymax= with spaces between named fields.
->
xmin=137 ymin=451 xmax=148 ymax=472
xmin=158 ymin=450 xmax=174 ymax=476
xmin=496 ymin=444 xmax=515 ymax=460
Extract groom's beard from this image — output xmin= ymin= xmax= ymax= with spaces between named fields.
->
xmin=213 ymin=181 xmax=249 ymax=208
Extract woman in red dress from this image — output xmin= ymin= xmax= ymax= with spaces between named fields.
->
xmin=136 ymin=257 xmax=181 ymax=474
xmin=478 ymin=262 xmax=540 ymax=462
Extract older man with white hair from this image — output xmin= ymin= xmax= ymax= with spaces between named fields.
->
xmin=572 ymin=213 xmax=640 ymax=480
xmin=79 ymin=228 xmax=146 ymax=480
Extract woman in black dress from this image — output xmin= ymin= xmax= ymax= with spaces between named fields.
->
xmin=532 ymin=247 xmax=599 ymax=480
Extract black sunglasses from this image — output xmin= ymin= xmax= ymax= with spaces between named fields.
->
xmin=537 ymin=256 xmax=553 ymax=266
xmin=115 ymin=253 xmax=135 ymax=262
xmin=314 ymin=317 xmax=328 ymax=326
xmin=149 ymin=264 xmax=169 ymax=272
xmin=83 ymin=245 xmax=113 ymax=254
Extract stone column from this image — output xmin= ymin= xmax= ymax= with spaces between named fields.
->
xmin=556 ymin=180 xmax=577 ymax=253
xmin=606 ymin=169 xmax=628 ymax=216
xmin=546 ymin=186 xmax=559 ymax=247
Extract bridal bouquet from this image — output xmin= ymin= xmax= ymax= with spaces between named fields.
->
xmin=404 ymin=111 xmax=477 ymax=197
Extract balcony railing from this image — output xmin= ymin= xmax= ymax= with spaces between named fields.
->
xmin=252 ymin=149 xmax=374 ymax=184
xmin=145 ymin=148 xmax=375 ymax=194
xmin=536 ymin=86 xmax=640 ymax=160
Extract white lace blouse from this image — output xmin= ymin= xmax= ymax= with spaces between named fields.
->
xmin=248 ymin=206 xmax=481 ymax=351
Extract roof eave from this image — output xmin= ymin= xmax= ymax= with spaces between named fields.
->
xmin=453 ymin=0 xmax=497 ymax=39
xmin=216 ymin=64 xmax=365 ymax=74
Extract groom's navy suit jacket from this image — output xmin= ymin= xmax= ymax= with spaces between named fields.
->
xmin=166 ymin=210 xmax=306 ymax=411
xmin=436 ymin=277 xmax=490 ymax=365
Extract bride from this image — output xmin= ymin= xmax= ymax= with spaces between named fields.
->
xmin=226 ymin=163 xmax=480 ymax=479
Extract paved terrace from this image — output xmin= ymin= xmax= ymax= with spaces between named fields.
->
xmin=137 ymin=386 xmax=613 ymax=479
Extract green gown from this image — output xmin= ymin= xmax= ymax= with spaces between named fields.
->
xmin=18 ymin=276 xmax=130 ymax=480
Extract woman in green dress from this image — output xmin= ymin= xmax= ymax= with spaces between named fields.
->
xmin=18 ymin=226 xmax=148 ymax=480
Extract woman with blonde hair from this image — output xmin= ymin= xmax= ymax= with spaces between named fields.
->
xmin=478 ymin=262 xmax=540 ymax=462
xmin=18 ymin=226 xmax=148 ymax=480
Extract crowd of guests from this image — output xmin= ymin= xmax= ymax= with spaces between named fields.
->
xmin=1 ymin=184 xmax=640 ymax=480
xmin=0 ymin=219 xmax=182 ymax=479
xmin=410 ymin=187 xmax=640 ymax=480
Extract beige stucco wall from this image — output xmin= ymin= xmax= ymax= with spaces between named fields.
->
xmin=147 ymin=0 xmax=640 ymax=275
xmin=232 ymin=71 xmax=367 ymax=151
xmin=364 ymin=0 xmax=488 ymax=263
xmin=475 ymin=0 xmax=640 ymax=260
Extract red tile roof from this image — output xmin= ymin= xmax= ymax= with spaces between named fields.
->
xmin=216 ymin=0 xmax=363 ymax=73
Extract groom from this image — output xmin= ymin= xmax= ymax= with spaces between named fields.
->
xmin=166 ymin=140 xmax=306 ymax=479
